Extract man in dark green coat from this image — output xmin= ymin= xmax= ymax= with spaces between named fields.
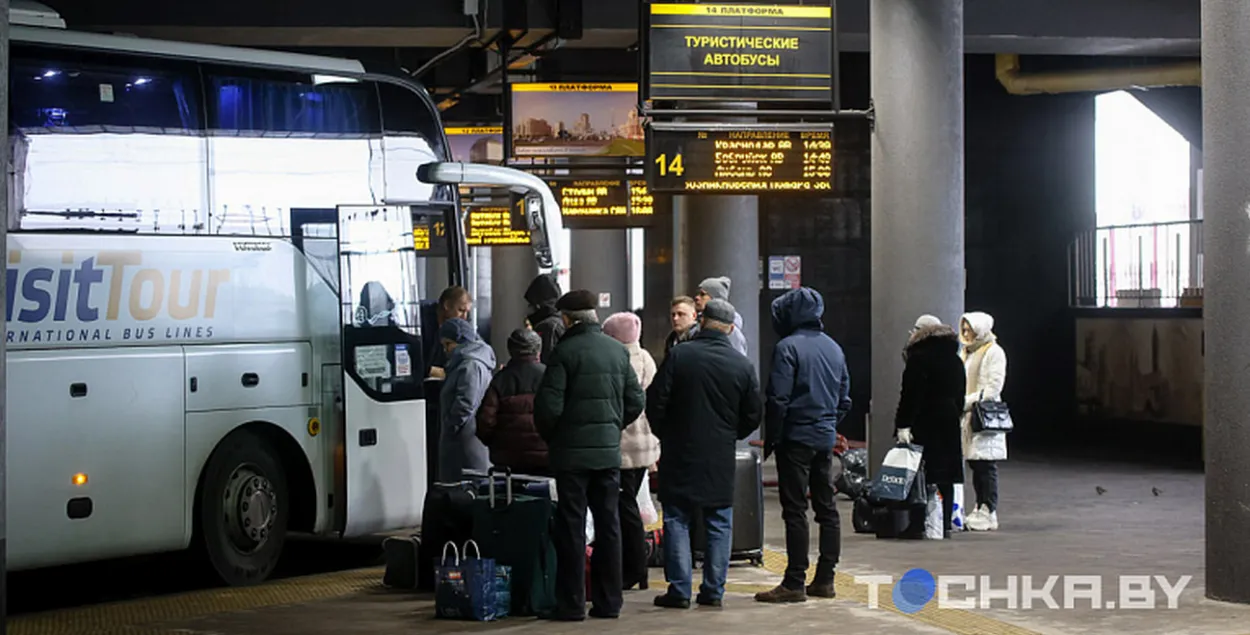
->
xmin=535 ymin=289 xmax=645 ymax=621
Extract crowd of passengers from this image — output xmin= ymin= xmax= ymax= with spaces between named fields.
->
xmin=420 ymin=275 xmax=1008 ymax=618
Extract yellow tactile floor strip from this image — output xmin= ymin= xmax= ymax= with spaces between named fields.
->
xmin=756 ymin=548 xmax=1044 ymax=635
xmin=10 ymin=567 xmax=384 ymax=635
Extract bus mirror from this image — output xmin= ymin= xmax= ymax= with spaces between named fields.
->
xmin=416 ymin=162 xmax=564 ymax=272
xmin=524 ymin=195 xmax=554 ymax=270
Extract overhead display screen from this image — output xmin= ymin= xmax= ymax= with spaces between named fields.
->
xmin=646 ymin=3 xmax=833 ymax=102
xmin=413 ymin=215 xmax=450 ymax=256
xmin=446 ymin=126 xmax=504 ymax=164
xmin=509 ymin=83 xmax=645 ymax=158
xmin=464 ymin=205 xmax=531 ymax=247
xmin=547 ymin=179 xmax=656 ymax=228
xmin=647 ymin=125 xmax=833 ymax=194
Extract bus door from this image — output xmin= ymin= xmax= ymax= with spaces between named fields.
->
xmin=335 ymin=204 xmax=427 ymax=536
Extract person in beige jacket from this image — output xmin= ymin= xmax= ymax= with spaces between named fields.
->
xmin=603 ymin=311 xmax=660 ymax=590
xmin=959 ymin=311 xmax=1008 ymax=532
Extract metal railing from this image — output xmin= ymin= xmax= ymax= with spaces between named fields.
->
xmin=1070 ymin=219 xmax=1203 ymax=309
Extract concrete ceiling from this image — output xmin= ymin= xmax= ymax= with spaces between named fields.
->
xmin=40 ymin=0 xmax=1200 ymax=57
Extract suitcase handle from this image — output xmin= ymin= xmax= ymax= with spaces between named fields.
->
xmin=486 ymin=466 xmax=513 ymax=508
xmin=441 ymin=540 xmax=460 ymax=566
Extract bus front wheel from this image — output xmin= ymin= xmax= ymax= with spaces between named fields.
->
xmin=199 ymin=429 xmax=289 ymax=586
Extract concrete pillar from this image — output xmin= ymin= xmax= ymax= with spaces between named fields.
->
xmin=674 ymin=195 xmax=761 ymax=372
xmin=868 ymin=0 xmax=965 ymax=474
xmin=570 ymin=229 xmax=630 ymax=320
xmin=488 ymin=246 xmax=539 ymax=364
xmin=1201 ymin=0 xmax=1250 ymax=604
xmin=642 ymin=196 xmax=675 ymax=357
xmin=472 ymin=247 xmax=491 ymax=341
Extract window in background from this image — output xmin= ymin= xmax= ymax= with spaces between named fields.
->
xmin=1094 ymin=90 xmax=1193 ymax=307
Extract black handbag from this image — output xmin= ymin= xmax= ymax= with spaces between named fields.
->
xmin=972 ymin=392 xmax=1014 ymax=433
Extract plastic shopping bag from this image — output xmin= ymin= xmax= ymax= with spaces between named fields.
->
xmin=951 ymin=484 xmax=965 ymax=531
xmin=638 ymin=476 xmax=659 ymax=528
xmin=924 ymin=490 xmax=944 ymax=540
xmin=585 ymin=509 xmax=595 ymax=545
xmin=868 ymin=443 xmax=924 ymax=503
xmin=460 ymin=540 xmax=502 ymax=621
xmin=435 ymin=542 xmax=471 ymax=620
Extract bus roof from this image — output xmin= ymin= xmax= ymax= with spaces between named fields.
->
xmin=10 ymin=2 xmax=367 ymax=77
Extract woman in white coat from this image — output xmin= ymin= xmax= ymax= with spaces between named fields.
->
xmin=602 ymin=311 xmax=660 ymax=590
xmin=959 ymin=311 xmax=1008 ymax=531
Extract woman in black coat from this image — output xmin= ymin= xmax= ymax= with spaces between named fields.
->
xmin=894 ymin=316 xmax=967 ymax=537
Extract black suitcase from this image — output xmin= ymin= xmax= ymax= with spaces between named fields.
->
xmin=692 ymin=447 xmax=765 ymax=566
xmin=382 ymin=535 xmax=421 ymax=589
xmin=416 ymin=481 xmax=478 ymax=591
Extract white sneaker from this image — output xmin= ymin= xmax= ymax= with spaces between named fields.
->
xmin=984 ymin=510 xmax=999 ymax=531
xmin=966 ymin=505 xmax=990 ymax=531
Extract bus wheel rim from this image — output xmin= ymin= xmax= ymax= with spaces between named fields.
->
xmin=222 ymin=464 xmax=277 ymax=554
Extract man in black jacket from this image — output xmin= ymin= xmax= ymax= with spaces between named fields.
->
xmin=646 ymin=299 xmax=762 ymax=609
xmin=524 ymin=273 xmax=565 ymax=360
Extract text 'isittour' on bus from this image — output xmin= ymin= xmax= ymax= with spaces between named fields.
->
xmin=5 ymin=2 xmax=564 ymax=586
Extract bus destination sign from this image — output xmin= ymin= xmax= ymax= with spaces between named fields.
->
xmin=548 ymin=179 xmax=656 ymax=228
xmin=465 ymin=206 xmax=531 ymax=247
xmin=647 ymin=126 xmax=833 ymax=194
xmin=647 ymin=3 xmax=833 ymax=102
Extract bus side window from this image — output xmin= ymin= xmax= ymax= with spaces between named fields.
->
xmin=200 ymin=65 xmax=384 ymax=236
xmin=9 ymin=46 xmax=207 ymax=232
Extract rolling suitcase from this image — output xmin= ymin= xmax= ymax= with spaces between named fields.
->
xmin=470 ymin=469 xmax=558 ymax=616
xmin=692 ymin=447 xmax=765 ymax=566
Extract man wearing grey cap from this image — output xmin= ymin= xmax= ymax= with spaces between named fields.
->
xmin=690 ymin=276 xmax=748 ymax=357
xmin=647 ymin=298 xmax=762 ymax=609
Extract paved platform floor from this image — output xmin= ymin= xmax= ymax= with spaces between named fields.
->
xmin=13 ymin=454 xmax=1250 ymax=635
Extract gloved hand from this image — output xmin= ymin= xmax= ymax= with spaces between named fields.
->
xmin=896 ymin=428 xmax=914 ymax=444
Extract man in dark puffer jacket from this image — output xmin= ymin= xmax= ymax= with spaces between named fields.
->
xmin=535 ymin=290 xmax=645 ymax=621
xmin=476 ymin=329 xmax=550 ymax=475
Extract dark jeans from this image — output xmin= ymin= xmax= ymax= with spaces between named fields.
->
xmin=618 ymin=467 xmax=649 ymax=588
xmin=553 ymin=468 xmax=622 ymax=617
xmin=968 ymin=460 xmax=999 ymax=513
xmin=776 ymin=442 xmax=840 ymax=590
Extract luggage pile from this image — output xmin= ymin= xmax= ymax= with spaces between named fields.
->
xmin=383 ymin=468 xmax=559 ymax=621
xmin=851 ymin=443 xmax=936 ymax=540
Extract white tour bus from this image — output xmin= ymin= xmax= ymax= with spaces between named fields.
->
xmin=4 ymin=2 xmax=563 ymax=585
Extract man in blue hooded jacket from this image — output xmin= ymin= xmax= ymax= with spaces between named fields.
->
xmin=755 ymin=287 xmax=851 ymax=604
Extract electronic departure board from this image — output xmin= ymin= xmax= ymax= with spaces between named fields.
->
xmin=548 ymin=179 xmax=656 ymax=228
xmin=412 ymin=216 xmax=449 ymax=256
xmin=646 ymin=125 xmax=833 ymax=194
xmin=645 ymin=2 xmax=834 ymax=103
xmin=465 ymin=206 xmax=531 ymax=247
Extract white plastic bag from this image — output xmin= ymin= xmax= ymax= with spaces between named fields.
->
xmin=951 ymin=484 xmax=965 ymax=531
xmin=924 ymin=490 xmax=944 ymax=539
xmin=586 ymin=509 xmax=595 ymax=545
xmin=638 ymin=477 xmax=659 ymax=527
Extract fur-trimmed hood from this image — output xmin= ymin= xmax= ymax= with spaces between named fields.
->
xmin=904 ymin=323 xmax=960 ymax=360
